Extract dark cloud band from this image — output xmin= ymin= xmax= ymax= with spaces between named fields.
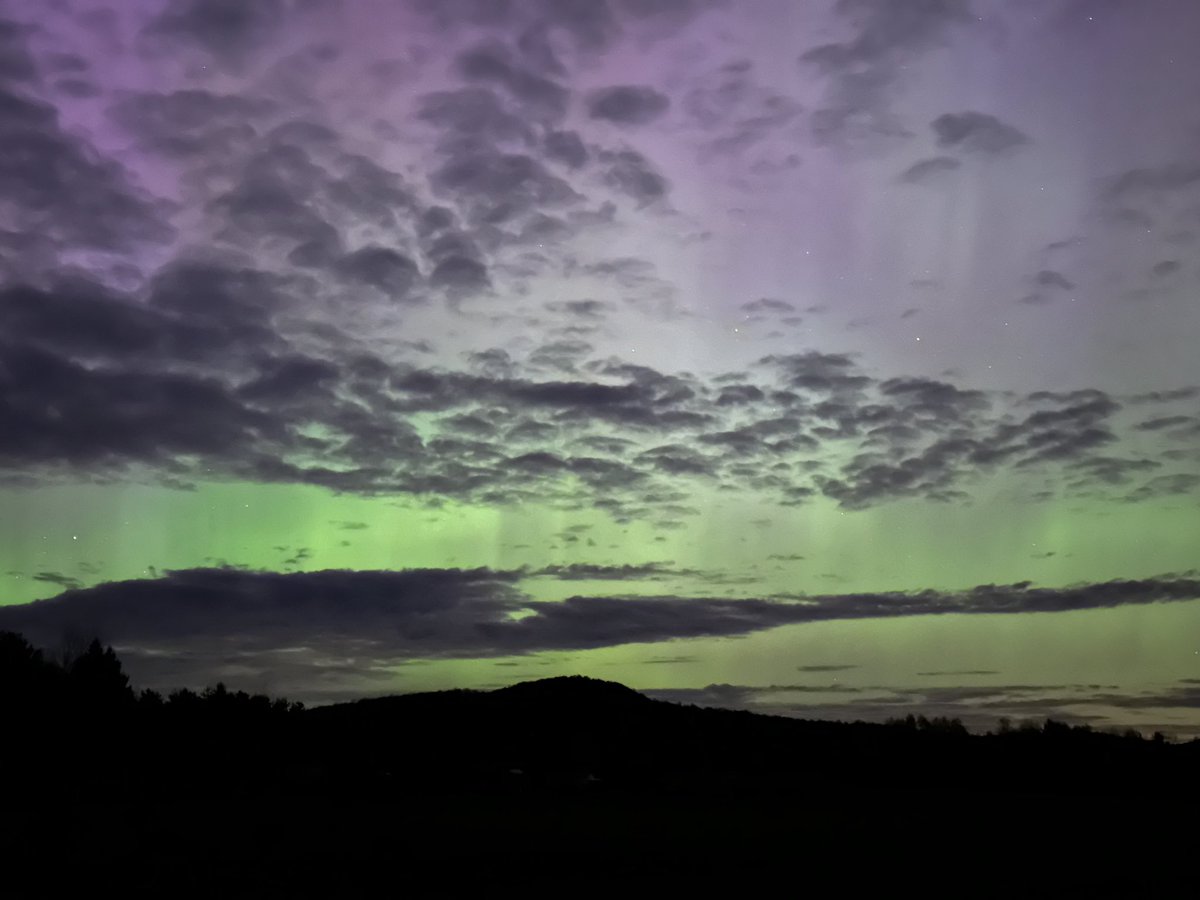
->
xmin=3 ymin=568 xmax=1196 ymax=693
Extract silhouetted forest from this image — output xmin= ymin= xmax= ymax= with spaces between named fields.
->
xmin=3 ymin=630 xmax=1196 ymax=892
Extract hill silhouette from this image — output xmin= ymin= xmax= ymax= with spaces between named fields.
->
xmin=493 ymin=672 xmax=653 ymax=704
xmin=3 ymin=631 xmax=1197 ymax=891
xmin=302 ymin=672 xmax=1198 ymax=796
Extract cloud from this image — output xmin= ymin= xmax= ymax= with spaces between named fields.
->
xmin=898 ymin=156 xmax=961 ymax=184
xmin=534 ymin=0 xmax=622 ymax=50
xmin=1134 ymin=415 xmax=1195 ymax=433
xmin=1127 ymin=388 xmax=1199 ymax=405
xmin=1107 ymin=163 xmax=1200 ymax=200
xmin=616 ymin=0 xmax=717 ymax=28
xmin=31 ymin=571 xmax=82 ymax=590
xmin=713 ymin=384 xmax=766 ymax=407
xmin=211 ymin=168 xmax=336 ymax=246
xmin=4 ymin=568 xmax=1197 ymax=680
xmin=530 ymin=562 xmax=698 ymax=580
xmin=0 ymin=279 xmax=249 ymax=366
xmin=333 ymin=246 xmax=421 ymax=296
xmin=2 ymin=560 xmax=1197 ymax=702
xmin=682 ymin=59 xmax=802 ymax=164
xmin=413 ymin=0 xmax=707 ymax=54
xmin=527 ymin=339 xmax=595 ymax=372
xmin=740 ymin=298 xmax=796 ymax=315
xmin=800 ymin=0 xmax=971 ymax=145
xmin=1093 ymin=160 xmax=1200 ymax=257
xmin=143 ymin=0 xmax=287 ymax=69
xmin=111 ymin=89 xmax=274 ymax=159
xmin=586 ymin=85 xmax=670 ymax=125
xmin=3 ymin=267 xmax=1187 ymax=514
xmin=649 ymin=675 xmax=1200 ymax=733
xmin=1020 ymin=269 xmax=1076 ymax=305
xmin=431 ymin=146 xmax=580 ymax=225
xmin=418 ymin=86 xmax=536 ymax=147
xmin=646 ymin=681 xmax=871 ymax=711
xmin=456 ymin=38 xmax=569 ymax=121
xmin=53 ymin=78 xmax=101 ymax=99
xmin=1033 ymin=269 xmax=1074 ymax=291
xmin=807 ymin=386 xmax=1128 ymax=509
xmin=1123 ymin=473 xmax=1200 ymax=502
xmin=600 ymin=148 xmax=670 ymax=203
xmin=0 ymin=76 xmax=173 ymax=256
xmin=546 ymin=299 xmax=615 ymax=320
xmin=931 ymin=112 xmax=1029 ymax=154
xmin=761 ymin=351 xmax=873 ymax=395
xmin=543 ymin=129 xmax=589 ymax=168
xmin=0 ymin=339 xmax=283 ymax=476
xmin=430 ymin=255 xmax=490 ymax=292
xmin=640 ymin=654 xmax=700 ymax=665
xmin=0 ymin=18 xmax=37 ymax=83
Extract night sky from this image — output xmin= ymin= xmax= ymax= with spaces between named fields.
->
xmin=1 ymin=0 xmax=1198 ymax=735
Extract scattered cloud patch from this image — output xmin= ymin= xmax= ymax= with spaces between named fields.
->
xmin=932 ymin=111 xmax=1029 ymax=155
xmin=899 ymin=156 xmax=960 ymax=183
xmin=586 ymin=85 xmax=670 ymax=125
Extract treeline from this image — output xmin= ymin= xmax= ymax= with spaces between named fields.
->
xmin=1 ymin=630 xmax=306 ymax=797
xmin=3 ymin=628 xmax=1196 ymax=799
xmin=0 ymin=629 xmax=303 ymax=715
xmin=886 ymin=711 xmax=1168 ymax=744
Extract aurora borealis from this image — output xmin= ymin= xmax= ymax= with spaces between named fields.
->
xmin=0 ymin=0 xmax=1197 ymax=735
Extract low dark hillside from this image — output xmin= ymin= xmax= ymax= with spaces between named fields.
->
xmin=304 ymin=673 xmax=1199 ymax=798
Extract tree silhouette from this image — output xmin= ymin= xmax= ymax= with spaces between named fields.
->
xmin=0 ymin=630 xmax=63 ymax=708
xmin=66 ymin=638 xmax=134 ymax=709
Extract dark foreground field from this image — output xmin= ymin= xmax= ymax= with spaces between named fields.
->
xmin=13 ymin=776 xmax=1194 ymax=894
xmin=4 ymin=634 xmax=1197 ymax=893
